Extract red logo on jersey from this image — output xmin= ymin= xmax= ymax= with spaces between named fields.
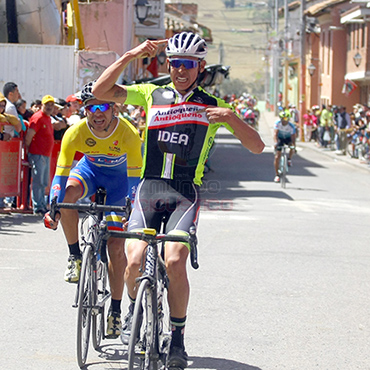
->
xmin=113 ymin=140 xmax=118 ymax=145
xmin=52 ymin=184 xmax=61 ymax=190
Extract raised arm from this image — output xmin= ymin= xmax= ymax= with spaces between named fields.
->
xmin=204 ymin=106 xmax=265 ymax=154
xmin=93 ymin=39 xmax=167 ymax=104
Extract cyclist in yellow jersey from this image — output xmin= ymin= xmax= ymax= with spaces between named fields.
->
xmin=43 ymin=81 xmax=142 ymax=339
xmin=93 ymin=33 xmax=264 ymax=368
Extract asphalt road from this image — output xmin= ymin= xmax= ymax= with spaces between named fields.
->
xmin=1 ymin=112 xmax=370 ymax=370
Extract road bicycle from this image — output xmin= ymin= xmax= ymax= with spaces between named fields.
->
xmin=104 ymin=225 xmax=199 ymax=370
xmin=50 ymin=187 xmax=130 ymax=368
xmin=278 ymin=145 xmax=295 ymax=189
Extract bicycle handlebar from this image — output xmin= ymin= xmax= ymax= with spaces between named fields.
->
xmin=107 ymin=228 xmax=199 ymax=270
xmin=50 ymin=197 xmax=199 ymax=269
xmin=50 ymin=196 xmax=129 ymax=220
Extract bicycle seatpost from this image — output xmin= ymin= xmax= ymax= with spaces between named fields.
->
xmin=95 ymin=187 xmax=107 ymax=205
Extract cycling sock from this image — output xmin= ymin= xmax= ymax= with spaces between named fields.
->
xmin=68 ymin=242 xmax=81 ymax=256
xmin=170 ymin=316 xmax=186 ymax=349
xmin=128 ymin=294 xmax=136 ymax=305
xmin=110 ymin=299 xmax=121 ymax=315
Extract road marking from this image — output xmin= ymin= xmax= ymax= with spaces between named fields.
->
xmin=200 ymin=213 xmax=257 ymax=220
xmin=0 ymin=248 xmax=54 ymax=252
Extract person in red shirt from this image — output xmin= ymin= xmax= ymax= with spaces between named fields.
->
xmin=25 ymin=95 xmax=55 ymax=215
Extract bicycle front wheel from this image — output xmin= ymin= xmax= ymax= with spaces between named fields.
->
xmin=92 ymin=259 xmax=108 ymax=350
xmin=280 ymin=154 xmax=287 ymax=189
xmin=76 ymin=244 xmax=93 ymax=368
xmin=128 ymin=278 xmax=157 ymax=370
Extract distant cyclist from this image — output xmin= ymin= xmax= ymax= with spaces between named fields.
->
xmin=93 ymin=32 xmax=264 ymax=369
xmin=43 ymin=81 xmax=142 ymax=339
xmin=273 ymin=110 xmax=296 ymax=183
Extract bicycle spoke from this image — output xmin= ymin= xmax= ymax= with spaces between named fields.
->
xmin=76 ymin=245 xmax=93 ymax=368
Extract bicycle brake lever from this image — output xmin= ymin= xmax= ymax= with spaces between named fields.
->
xmin=50 ymin=196 xmax=60 ymax=221
xmin=189 ymin=227 xmax=199 ymax=270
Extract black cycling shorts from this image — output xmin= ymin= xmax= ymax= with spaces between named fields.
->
xmin=275 ymin=137 xmax=293 ymax=151
xmin=128 ymin=178 xmax=200 ymax=234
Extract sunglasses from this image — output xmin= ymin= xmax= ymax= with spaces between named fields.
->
xmin=85 ymin=103 xmax=112 ymax=113
xmin=169 ymin=59 xmax=199 ymax=69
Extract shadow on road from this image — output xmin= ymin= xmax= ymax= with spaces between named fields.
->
xmin=0 ymin=214 xmax=43 ymax=234
xmin=201 ymin=141 xmax=325 ymax=202
xmin=189 ymin=355 xmax=262 ymax=370
xmin=78 ymin=347 xmax=262 ymax=370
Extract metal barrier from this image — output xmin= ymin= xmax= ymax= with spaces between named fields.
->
xmin=0 ymin=139 xmax=61 ymax=213
xmin=0 ymin=139 xmax=22 ymax=197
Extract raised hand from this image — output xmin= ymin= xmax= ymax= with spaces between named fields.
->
xmin=130 ymin=39 xmax=168 ymax=59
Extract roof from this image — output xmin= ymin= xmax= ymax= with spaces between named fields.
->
xmin=165 ymin=4 xmax=212 ymax=42
xmin=305 ymin=0 xmax=347 ymax=16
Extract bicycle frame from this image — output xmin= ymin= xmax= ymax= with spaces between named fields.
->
xmin=50 ymin=188 xmax=130 ymax=368
xmin=105 ymin=227 xmax=198 ymax=370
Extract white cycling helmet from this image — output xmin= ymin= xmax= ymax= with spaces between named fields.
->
xmin=166 ymin=32 xmax=208 ymax=59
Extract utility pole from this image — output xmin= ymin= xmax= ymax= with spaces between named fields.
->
xmin=284 ymin=0 xmax=289 ymax=108
xmin=6 ymin=0 xmax=19 ymax=43
xmin=273 ymin=0 xmax=280 ymax=114
xmin=299 ymin=0 xmax=306 ymax=140
xmin=254 ymin=20 xmax=272 ymax=107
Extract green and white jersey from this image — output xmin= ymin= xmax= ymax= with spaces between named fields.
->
xmin=125 ymin=83 xmax=234 ymax=185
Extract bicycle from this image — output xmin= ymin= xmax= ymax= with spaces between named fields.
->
xmin=278 ymin=145 xmax=295 ymax=189
xmin=50 ymin=187 xmax=130 ymax=368
xmin=104 ymin=225 xmax=199 ymax=370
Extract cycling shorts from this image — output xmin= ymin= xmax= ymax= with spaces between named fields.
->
xmin=128 ymin=178 xmax=200 ymax=237
xmin=275 ymin=137 xmax=293 ymax=151
xmin=69 ymin=156 xmax=128 ymax=231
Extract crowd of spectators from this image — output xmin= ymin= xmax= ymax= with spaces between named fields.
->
xmin=0 ymin=81 xmax=147 ymax=214
xmin=3 ymin=81 xmax=370 ymax=213
xmin=301 ymin=103 xmax=370 ymax=162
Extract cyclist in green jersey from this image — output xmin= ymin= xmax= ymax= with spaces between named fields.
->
xmin=93 ymin=32 xmax=265 ymax=369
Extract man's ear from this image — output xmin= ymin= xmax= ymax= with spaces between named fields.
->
xmin=167 ymin=58 xmax=171 ymax=74
xmin=200 ymin=59 xmax=207 ymax=73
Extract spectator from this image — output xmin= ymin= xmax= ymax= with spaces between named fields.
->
xmin=311 ymin=105 xmax=320 ymax=143
xmin=0 ymin=93 xmax=18 ymax=142
xmin=66 ymin=94 xmax=83 ymax=125
xmin=14 ymin=99 xmax=29 ymax=136
xmin=30 ymin=100 xmax=42 ymax=113
xmin=3 ymin=82 xmax=22 ymax=138
xmin=336 ymin=106 xmax=352 ymax=155
xmin=319 ymin=104 xmax=330 ymax=147
xmin=25 ymin=95 xmax=55 ymax=215
xmin=51 ymin=103 xmax=69 ymax=140
xmin=15 ymin=99 xmax=34 ymax=121
xmin=303 ymin=109 xmax=314 ymax=142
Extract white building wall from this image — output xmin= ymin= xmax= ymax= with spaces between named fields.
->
xmin=0 ymin=44 xmax=76 ymax=103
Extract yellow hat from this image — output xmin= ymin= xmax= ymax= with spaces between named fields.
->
xmin=0 ymin=92 xmax=5 ymax=102
xmin=42 ymin=95 xmax=55 ymax=104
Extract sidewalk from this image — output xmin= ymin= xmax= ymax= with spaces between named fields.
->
xmin=258 ymin=110 xmax=370 ymax=173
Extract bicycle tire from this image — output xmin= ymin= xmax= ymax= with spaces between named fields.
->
xmin=92 ymin=260 xmax=108 ymax=349
xmin=280 ymin=153 xmax=287 ymax=189
xmin=157 ymin=274 xmax=171 ymax=366
xmin=76 ymin=244 xmax=93 ymax=368
xmin=128 ymin=278 xmax=158 ymax=370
